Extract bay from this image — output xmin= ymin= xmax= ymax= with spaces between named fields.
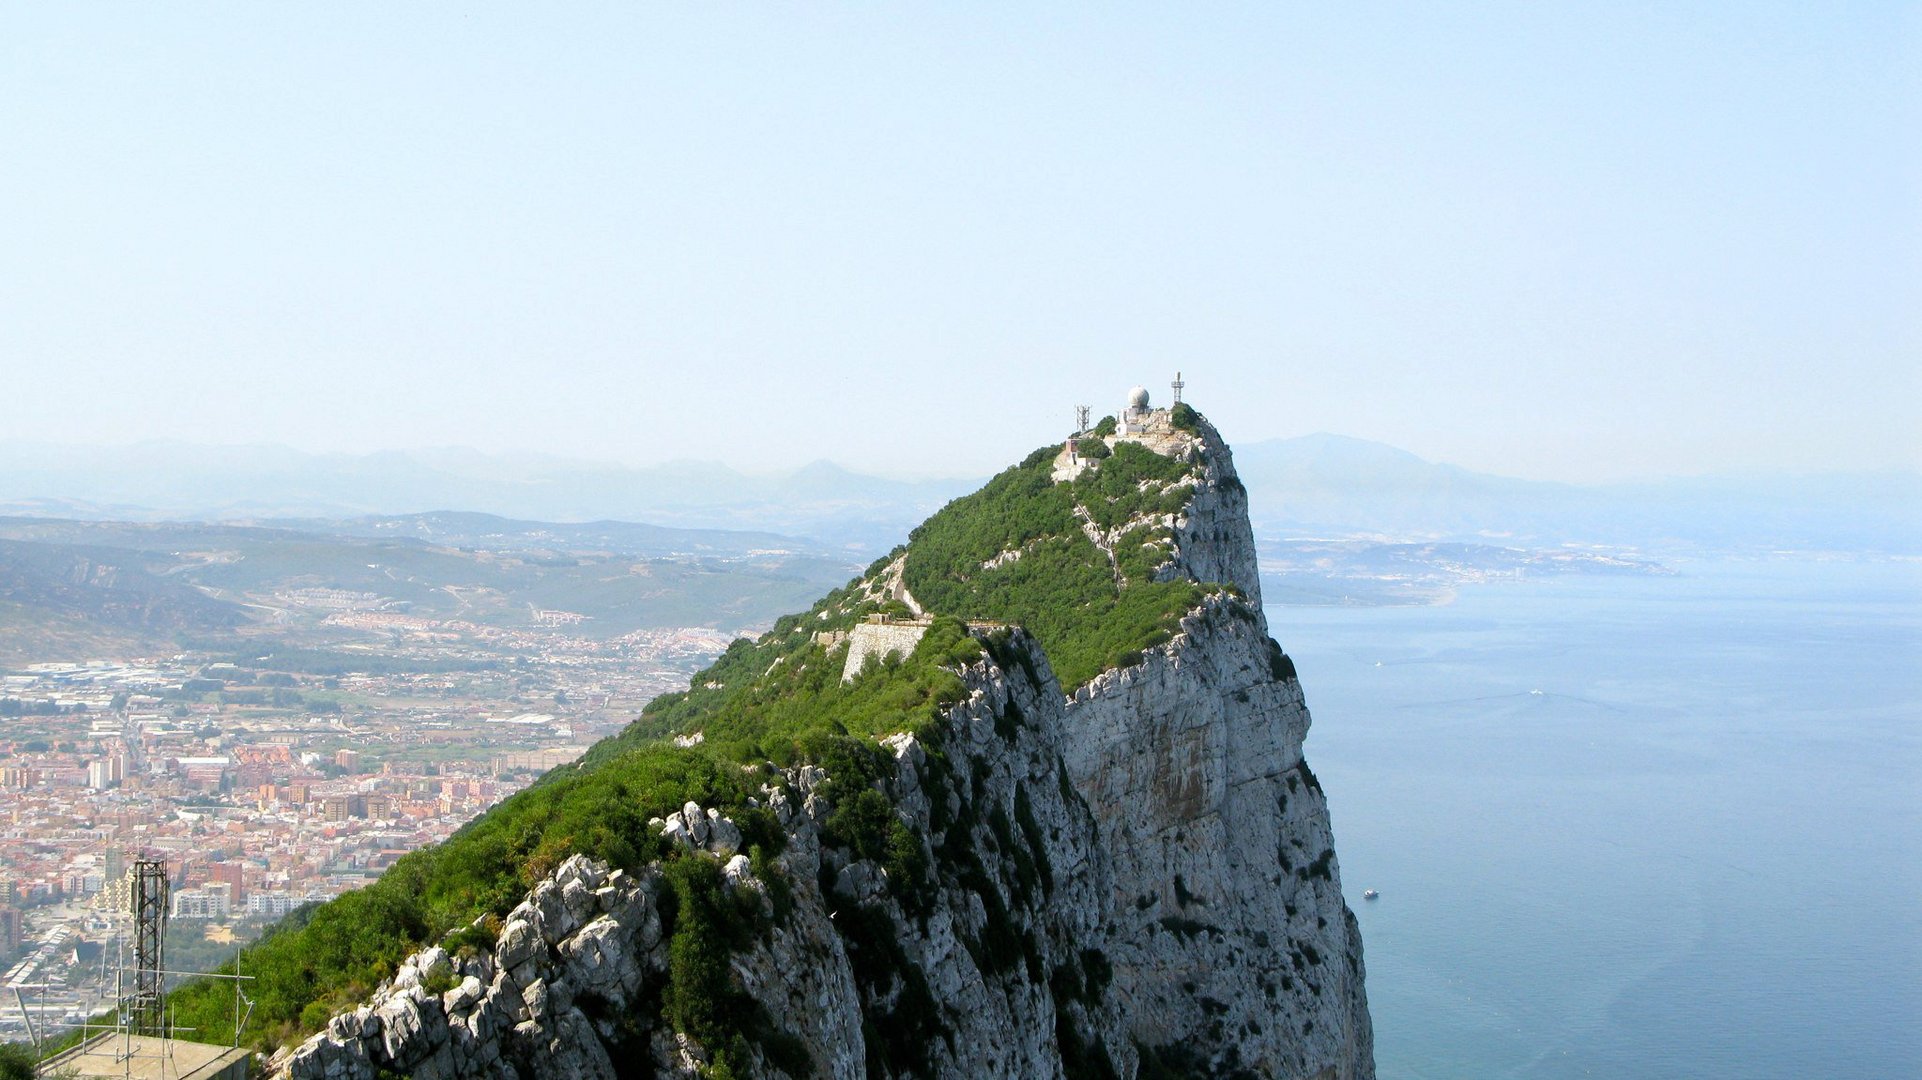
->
xmin=1269 ymin=557 xmax=1922 ymax=1079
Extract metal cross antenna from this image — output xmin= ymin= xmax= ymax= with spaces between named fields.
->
xmin=1075 ymin=405 xmax=1091 ymax=434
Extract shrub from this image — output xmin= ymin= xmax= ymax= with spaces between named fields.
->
xmin=0 ymin=1044 xmax=36 ymax=1080
xmin=1297 ymin=848 xmax=1336 ymax=882
xmin=1266 ymin=638 xmax=1297 ymax=681
xmin=825 ymin=789 xmax=895 ymax=862
xmin=663 ymin=857 xmax=737 ymax=1040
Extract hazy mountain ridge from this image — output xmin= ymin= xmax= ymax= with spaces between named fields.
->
xmin=260 ymin=511 xmax=833 ymax=559
xmin=0 ymin=516 xmax=858 ymax=660
xmin=0 ymin=536 xmax=252 ymax=661
xmin=0 ymin=435 xmax=1912 ymax=558
xmin=0 ymin=441 xmax=973 ymax=553
xmin=1233 ymin=434 xmax=1922 ymax=554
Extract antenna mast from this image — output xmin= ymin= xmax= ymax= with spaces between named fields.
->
xmin=129 ymin=858 xmax=169 ymax=1037
xmin=1170 ymin=371 xmax=1184 ymax=406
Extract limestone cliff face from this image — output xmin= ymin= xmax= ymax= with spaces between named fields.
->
xmin=1062 ymin=601 xmax=1370 ymax=1077
xmin=1062 ymin=423 xmax=1370 ymax=1077
xmin=275 ymin=418 xmax=1371 ymax=1079
xmin=1155 ymin=423 xmax=1264 ymax=609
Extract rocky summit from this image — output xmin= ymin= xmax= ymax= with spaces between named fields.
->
xmin=260 ymin=394 xmax=1372 ymax=1079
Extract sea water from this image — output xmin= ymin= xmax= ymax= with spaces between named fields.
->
xmin=1268 ymin=557 xmax=1922 ymax=1079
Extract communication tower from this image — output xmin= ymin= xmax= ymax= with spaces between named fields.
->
xmin=1075 ymin=405 xmax=1091 ymax=434
xmin=129 ymin=858 xmax=169 ymax=1036
xmin=1171 ymin=371 xmax=1184 ymax=406
xmin=17 ymin=851 xmax=257 ymax=1076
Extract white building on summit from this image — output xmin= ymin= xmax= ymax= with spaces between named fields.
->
xmin=1056 ymin=377 xmax=1195 ymax=482
xmin=1121 ymin=385 xmax=1153 ymax=434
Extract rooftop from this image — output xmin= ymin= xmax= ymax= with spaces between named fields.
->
xmin=38 ymin=1033 xmax=251 ymax=1080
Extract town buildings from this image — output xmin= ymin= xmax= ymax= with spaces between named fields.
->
xmin=0 ymin=622 xmax=736 ymax=1039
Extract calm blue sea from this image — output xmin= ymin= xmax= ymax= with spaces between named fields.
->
xmin=1268 ymin=557 xmax=1922 ymax=1080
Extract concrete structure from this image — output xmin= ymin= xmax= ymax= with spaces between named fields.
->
xmin=171 ymin=882 xmax=232 ymax=919
xmin=840 ymin=615 xmax=932 ymax=682
xmin=247 ymin=891 xmax=310 ymax=918
xmin=1121 ymin=384 xmax=1152 ymax=433
xmin=38 ymin=1033 xmax=250 ymax=1080
xmin=85 ymin=756 xmax=123 ymax=790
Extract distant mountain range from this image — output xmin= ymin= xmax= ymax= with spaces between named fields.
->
xmin=0 ymin=442 xmax=969 ymax=554
xmin=0 ymin=515 xmax=860 ymax=662
xmin=263 ymin=510 xmax=832 ymax=560
xmin=0 ymin=434 xmax=1915 ymax=556
xmin=1232 ymin=434 xmax=1922 ymax=554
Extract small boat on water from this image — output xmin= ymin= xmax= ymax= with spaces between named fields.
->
xmin=1362 ymin=889 xmax=1379 ymax=901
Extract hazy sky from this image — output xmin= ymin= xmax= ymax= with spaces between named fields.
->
xmin=2 ymin=4 xmax=1916 ymax=482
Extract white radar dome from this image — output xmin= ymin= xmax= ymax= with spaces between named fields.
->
xmin=1127 ymin=386 xmax=1150 ymax=409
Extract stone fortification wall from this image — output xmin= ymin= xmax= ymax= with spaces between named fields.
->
xmin=839 ymin=619 xmax=930 ymax=682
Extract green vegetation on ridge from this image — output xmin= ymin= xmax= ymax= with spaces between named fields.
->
xmin=903 ymin=438 xmax=1206 ymax=687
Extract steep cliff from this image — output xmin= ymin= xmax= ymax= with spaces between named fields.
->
xmin=262 ymin=402 xmax=1371 ymax=1079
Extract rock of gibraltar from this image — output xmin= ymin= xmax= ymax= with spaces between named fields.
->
xmin=170 ymin=388 xmax=1373 ymax=1080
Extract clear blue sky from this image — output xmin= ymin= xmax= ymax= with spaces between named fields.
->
xmin=2 ymin=4 xmax=1915 ymax=481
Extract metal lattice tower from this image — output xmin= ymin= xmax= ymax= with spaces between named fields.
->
xmin=129 ymin=858 xmax=169 ymax=1036
xmin=1170 ymin=371 xmax=1184 ymax=405
xmin=1075 ymin=405 xmax=1091 ymax=434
